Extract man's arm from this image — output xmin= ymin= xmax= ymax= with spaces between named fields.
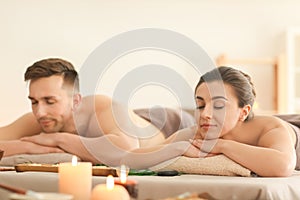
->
xmin=0 ymin=112 xmax=55 ymax=157
xmin=0 ymin=140 xmax=63 ymax=157
xmin=20 ymin=132 xmax=131 ymax=165
xmin=0 ymin=112 xmax=41 ymax=140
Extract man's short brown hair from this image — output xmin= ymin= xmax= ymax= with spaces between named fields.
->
xmin=24 ymin=58 xmax=79 ymax=92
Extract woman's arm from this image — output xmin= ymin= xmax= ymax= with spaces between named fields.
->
xmin=120 ymin=127 xmax=200 ymax=169
xmin=121 ymin=141 xmax=192 ymax=169
xmin=191 ymin=125 xmax=296 ymax=177
xmin=220 ymin=138 xmax=296 ymax=177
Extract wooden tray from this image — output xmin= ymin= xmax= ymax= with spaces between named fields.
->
xmin=15 ymin=164 xmax=117 ymax=176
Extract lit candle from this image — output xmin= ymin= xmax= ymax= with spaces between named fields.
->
xmin=59 ymin=155 xmax=92 ymax=200
xmin=91 ymin=175 xmax=130 ymax=200
xmin=115 ymin=165 xmax=138 ymax=198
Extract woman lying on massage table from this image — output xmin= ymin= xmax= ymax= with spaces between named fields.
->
xmin=122 ymin=66 xmax=299 ymax=177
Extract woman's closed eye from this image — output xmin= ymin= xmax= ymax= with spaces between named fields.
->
xmin=196 ymin=105 xmax=205 ymax=110
xmin=196 ymin=101 xmax=225 ymax=110
xmin=213 ymin=100 xmax=225 ymax=109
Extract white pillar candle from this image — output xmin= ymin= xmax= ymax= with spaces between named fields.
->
xmin=59 ymin=156 xmax=92 ymax=200
xmin=91 ymin=175 xmax=130 ymax=200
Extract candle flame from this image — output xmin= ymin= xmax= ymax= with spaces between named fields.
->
xmin=72 ymin=155 xmax=78 ymax=166
xmin=106 ymin=175 xmax=114 ymax=190
xmin=120 ymin=165 xmax=127 ymax=183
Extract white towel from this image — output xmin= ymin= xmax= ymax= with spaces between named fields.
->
xmin=0 ymin=153 xmax=77 ymax=166
xmin=150 ymin=155 xmax=251 ymax=177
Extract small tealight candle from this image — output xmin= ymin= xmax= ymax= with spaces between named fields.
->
xmin=91 ymin=175 xmax=130 ymax=200
xmin=115 ymin=165 xmax=138 ymax=199
xmin=59 ymin=155 xmax=92 ymax=200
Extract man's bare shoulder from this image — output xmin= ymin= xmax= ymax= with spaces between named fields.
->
xmin=81 ymin=95 xmax=112 ymax=109
xmin=0 ymin=112 xmax=42 ymax=140
xmin=76 ymin=95 xmax=114 ymax=122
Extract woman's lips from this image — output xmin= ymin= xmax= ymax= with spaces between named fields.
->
xmin=200 ymin=123 xmax=217 ymax=130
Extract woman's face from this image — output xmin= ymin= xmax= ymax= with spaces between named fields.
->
xmin=194 ymin=81 xmax=243 ymax=139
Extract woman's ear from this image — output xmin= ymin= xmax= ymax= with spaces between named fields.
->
xmin=72 ymin=93 xmax=82 ymax=111
xmin=239 ymin=104 xmax=251 ymax=121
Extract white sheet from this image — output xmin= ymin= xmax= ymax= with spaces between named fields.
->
xmin=0 ymin=170 xmax=300 ymax=200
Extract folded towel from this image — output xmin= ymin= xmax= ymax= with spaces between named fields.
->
xmin=149 ymin=155 xmax=251 ymax=177
xmin=0 ymin=153 xmax=77 ymax=166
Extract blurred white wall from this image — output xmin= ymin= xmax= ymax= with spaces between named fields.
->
xmin=1 ymin=0 xmax=300 ymax=125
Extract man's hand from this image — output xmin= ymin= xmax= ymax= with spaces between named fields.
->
xmin=21 ymin=133 xmax=60 ymax=147
xmin=0 ymin=140 xmax=64 ymax=157
xmin=22 ymin=140 xmax=64 ymax=154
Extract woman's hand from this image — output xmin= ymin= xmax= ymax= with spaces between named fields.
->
xmin=183 ymin=143 xmax=202 ymax=157
xmin=182 ymin=140 xmax=219 ymax=158
xmin=189 ymin=138 xmax=222 ymax=157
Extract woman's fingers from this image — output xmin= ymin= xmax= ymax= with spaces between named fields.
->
xmin=189 ymin=139 xmax=202 ymax=147
xmin=189 ymin=138 xmax=220 ymax=155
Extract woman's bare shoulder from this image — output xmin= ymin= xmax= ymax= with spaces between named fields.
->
xmin=251 ymin=115 xmax=284 ymax=124
xmin=250 ymin=115 xmax=292 ymax=132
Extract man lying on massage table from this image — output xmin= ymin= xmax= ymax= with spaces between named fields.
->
xmin=0 ymin=58 xmax=194 ymax=166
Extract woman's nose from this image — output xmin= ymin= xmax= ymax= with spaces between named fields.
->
xmin=200 ymin=105 xmax=213 ymax=119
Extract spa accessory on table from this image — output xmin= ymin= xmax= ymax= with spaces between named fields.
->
xmin=0 ymin=182 xmax=40 ymax=197
xmin=161 ymin=192 xmax=217 ymax=200
xmin=59 ymin=156 xmax=92 ymax=200
xmin=91 ymin=175 xmax=130 ymax=200
xmin=0 ymin=182 xmax=73 ymax=200
xmin=9 ymin=193 xmax=73 ymax=200
xmin=156 ymin=170 xmax=179 ymax=176
xmin=14 ymin=163 xmax=117 ymax=176
xmin=114 ymin=165 xmax=138 ymax=199
xmin=0 ymin=150 xmax=3 ymax=160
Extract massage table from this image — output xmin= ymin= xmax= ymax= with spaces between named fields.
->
xmin=0 ymin=170 xmax=300 ymax=200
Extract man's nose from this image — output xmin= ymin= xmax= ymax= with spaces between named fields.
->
xmin=35 ymin=105 xmax=47 ymax=118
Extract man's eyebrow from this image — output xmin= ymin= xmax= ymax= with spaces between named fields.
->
xmin=28 ymin=96 xmax=57 ymax=100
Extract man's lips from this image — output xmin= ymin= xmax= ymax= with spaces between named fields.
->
xmin=39 ymin=119 xmax=53 ymax=126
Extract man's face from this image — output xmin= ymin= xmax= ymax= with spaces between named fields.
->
xmin=28 ymin=75 xmax=74 ymax=133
